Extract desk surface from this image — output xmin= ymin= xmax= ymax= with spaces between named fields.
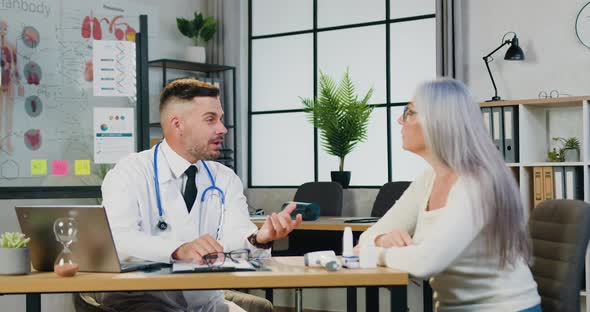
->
xmin=252 ymin=217 xmax=374 ymax=231
xmin=0 ymin=257 xmax=407 ymax=294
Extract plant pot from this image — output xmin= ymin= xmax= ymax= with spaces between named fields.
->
xmin=0 ymin=247 xmax=30 ymax=275
xmin=564 ymin=149 xmax=580 ymax=162
xmin=331 ymin=171 xmax=351 ymax=188
xmin=184 ymin=46 xmax=206 ymax=63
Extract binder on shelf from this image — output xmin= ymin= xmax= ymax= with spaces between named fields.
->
xmin=502 ymin=106 xmax=519 ymax=163
xmin=481 ymin=107 xmax=493 ymax=139
xmin=541 ymin=167 xmax=554 ymax=201
xmin=564 ymin=166 xmax=583 ymax=200
xmin=533 ymin=167 xmax=543 ymax=208
xmin=553 ymin=167 xmax=565 ymax=200
xmin=491 ymin=107 xmax=504 ymax=158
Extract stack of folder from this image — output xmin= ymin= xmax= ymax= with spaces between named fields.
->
xmin=533 ymin=166 xmax=583 ymax=208
xmin=481 ymin=106 xmax=518 ymax=163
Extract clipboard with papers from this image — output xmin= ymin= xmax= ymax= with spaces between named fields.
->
xmin=172 ymin=259 xmax=258 ymax=273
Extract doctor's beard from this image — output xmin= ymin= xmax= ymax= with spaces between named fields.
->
xmin=187 ymin=137 xmax=223 ymax=161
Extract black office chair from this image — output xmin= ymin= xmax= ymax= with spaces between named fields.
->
xmin=272 ymin=181 xmax=343 ymax=257
xmin=366 ymin=181 xmax=418 ymax=312
xmin=371 ymin=181 xmax=411 ymax=218
xmin=293 ymin=181 xmax=344 ymax=216
xmin=530 ymin=199 xmax=590 ymax=312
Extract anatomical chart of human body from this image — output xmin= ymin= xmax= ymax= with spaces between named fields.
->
xmin=0 ymin=6 xmax=56 ymax=185
xmin=0 ymin=0 xmax=150 ymax=187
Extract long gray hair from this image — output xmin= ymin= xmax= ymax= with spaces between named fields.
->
xmin=413 ymin=78 xmax=530 ymax=267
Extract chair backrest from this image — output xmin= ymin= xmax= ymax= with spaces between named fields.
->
xmin=294 ymin=182 xmax=343 ymax=216
xmin=371 ymin=181 xmax=411 ymax=218
xmin=530 ymin=199 xmax=590 ymax=312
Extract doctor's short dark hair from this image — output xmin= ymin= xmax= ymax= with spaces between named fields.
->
xmin=159 ymin=78 xmax=220 ymax=113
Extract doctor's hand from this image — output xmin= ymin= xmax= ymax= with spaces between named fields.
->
xmin=255 ymin=203 xmax=303 ymax=244
xmin=374 ymin=229 xmax=413 ymax=248
xmin=171 ymin=234 xmax=224 ymax=264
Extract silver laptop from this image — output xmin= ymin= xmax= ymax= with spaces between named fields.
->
xmin=15 ymin=205 xmax=167 ymax=273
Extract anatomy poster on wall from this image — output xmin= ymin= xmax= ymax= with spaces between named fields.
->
xmin=0 ymin=0 xmax=58 ymax=185
xmin=0 ymin=0 xmax=156 ymax=187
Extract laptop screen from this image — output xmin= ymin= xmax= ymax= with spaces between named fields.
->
xmin=15 ymin=205 xmax=123 ymax=272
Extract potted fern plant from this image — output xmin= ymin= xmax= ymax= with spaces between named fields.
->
xmin=176 ymin=12 xmax=217 ymax=63
xmin=0 ymin=232 xmax=31 ymax=275
xmin=301 ymin=68 xmax=373 ymax=188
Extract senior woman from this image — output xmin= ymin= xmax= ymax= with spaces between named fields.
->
xmin=357 ymin=78 xmax=541 ymax=312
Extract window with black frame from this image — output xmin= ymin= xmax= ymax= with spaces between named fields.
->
xmin=249 ymin=0 xmax=437 ymax=188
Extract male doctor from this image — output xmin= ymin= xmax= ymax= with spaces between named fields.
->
xmin=96 ymin=79 xmax=302 ymax=312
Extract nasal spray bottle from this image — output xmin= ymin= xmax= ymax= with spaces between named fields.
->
xmin=341 ymin=226 xmax=360 ymax=268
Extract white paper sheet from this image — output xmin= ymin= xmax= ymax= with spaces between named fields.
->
xmin=172 ymin=259 xmax=256 ymax=273
xmin=93 ymin=40 xmax=136 ymax=96
xmin=94 ymin=107 xmax=135 ymax=164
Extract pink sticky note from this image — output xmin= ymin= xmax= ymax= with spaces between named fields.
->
xmin=52 ymin=160 xmax=69 ymax=176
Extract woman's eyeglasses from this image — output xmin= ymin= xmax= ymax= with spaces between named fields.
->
xmin=202 ymin=248 xmax=252 ymax=267
xmin=402 ymin=105 xmax=417 ymax=122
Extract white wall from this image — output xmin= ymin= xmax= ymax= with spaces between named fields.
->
xmin=242 ymin=1 xmax=590 ymax=311
xmin=0 ymin=1 xmax=205 ymax=311
xmin=463 ymin=0 xmax=590 ymax=101
xmin=138 ymin=0 xmax=206 ymax=60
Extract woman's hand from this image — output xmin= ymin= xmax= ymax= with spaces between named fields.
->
xmin=374 ymin=229 xmax=413 ymax=247
xmin=352 ymin=229 xmax=413 ymax=256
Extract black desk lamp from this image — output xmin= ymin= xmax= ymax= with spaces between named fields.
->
xmin=482 ymin=32 xmax=525 ymax=101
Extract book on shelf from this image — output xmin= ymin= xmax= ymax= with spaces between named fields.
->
xmin=534 ymin=166 xmax=583 ymax=208
xmin=542 ymin=167 xmax=554 ymax=201
xmin=533 ymin=167 xmax=544 ymax=208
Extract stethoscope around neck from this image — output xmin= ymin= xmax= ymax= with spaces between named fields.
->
xmin=153 ymin=142 xmax=226 ymax=240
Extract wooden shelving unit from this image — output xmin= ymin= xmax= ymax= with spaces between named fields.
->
xmin=482 ymin=96 xmax=590 ymax=311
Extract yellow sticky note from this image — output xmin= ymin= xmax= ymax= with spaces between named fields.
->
xmin=31 ymin=160 xmax=47 ymax=176
xmin=75 ymin=160 xmax=91 ymax=176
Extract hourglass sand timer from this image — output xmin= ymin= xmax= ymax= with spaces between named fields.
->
xmin=53 ymin=217 xmax=79 ymax=277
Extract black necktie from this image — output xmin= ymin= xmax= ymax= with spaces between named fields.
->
xmin=183 ymin=165 xmax=198 ymax=213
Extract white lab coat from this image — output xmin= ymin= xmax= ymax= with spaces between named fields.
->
xmin=95 ymin=140 xmax=270 ymax=312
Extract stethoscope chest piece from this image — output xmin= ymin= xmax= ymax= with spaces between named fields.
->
xmin=156 ymin=218 xmax=168 ymax=231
